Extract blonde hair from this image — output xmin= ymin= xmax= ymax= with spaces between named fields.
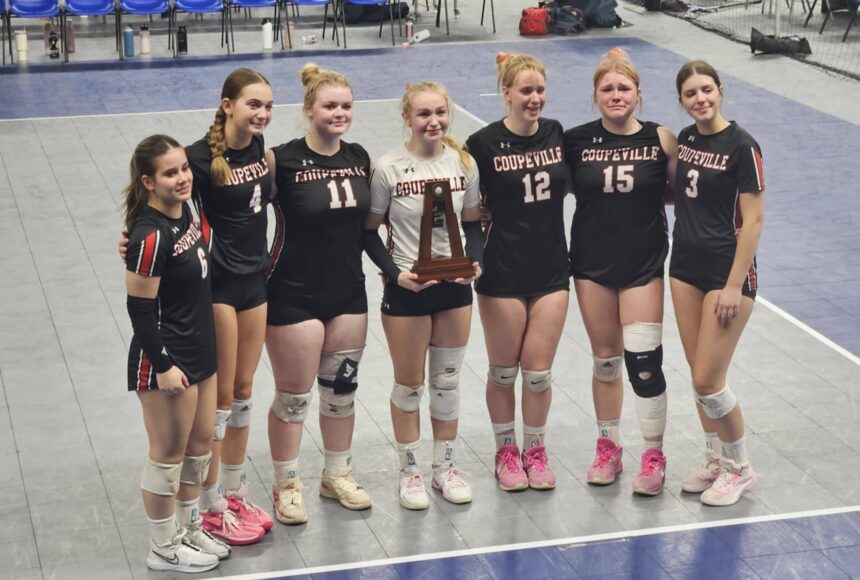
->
xmin=401 ymin=81 xmax=472 ymax=170
xmin=592 ymin=47 xmax=641 ymax=110
xmin=300 ymin=63 xmax=353 ymax=112
xmin=495 ymin=52 xmax=546 ymax=95
xmin=207 ymin=68 xmax=271 ymax=187
xmin=122 ymin=134 xmax=183 ymax=231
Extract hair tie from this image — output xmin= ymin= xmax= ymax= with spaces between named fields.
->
xmin=405 ymin=82 xmax=412 ymax=90
xmin=497 ymin=53 xmax=508 ymax=63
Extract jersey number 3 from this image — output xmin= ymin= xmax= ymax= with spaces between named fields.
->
xmin=685 ymin=169 xmax=700 ymax=198
xmin=523 ymin=171 xmax=550 ymax=203
xmin=328 ymin=179 xmax=358 ymax=209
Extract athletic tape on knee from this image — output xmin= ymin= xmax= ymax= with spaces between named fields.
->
xmin=214 ymin=408 xmax=231 ymax=441
xmin=271 ymin=390 xmax=313 ymax=423
xmin=593 ymin=355 xmax=623 ymax=382
xmin=179 ymin=452 xmax=212 ymax=486
xmin=227 ymin=398 xmax=253 ymax=429
xmin=141 ymin=459 xmax=182 ymax=496
xmin=623 ymin=322 xmax=666 ymax=398
xmin=318 ymin=348 xmax=363 ymax=393
xmin=488 ymin=364 xmax=519 ymax=387
xmin=428 ymin=346 xmax=464 ymax=421
xmin=522 ymin=369 xmax=552 ymax=393
xmin=697 ymin=385 xmax=738 ymax=420
xmin=391 ymin=383 xmax=425 ymax=413
xmin=634 ymin=391 xmax=667 ymax=438
xmin=318 ymin=384 xmax=356 ymax=418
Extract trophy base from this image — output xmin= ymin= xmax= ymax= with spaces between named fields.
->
xmin=412 ymin=257 xmax=473 ymax=284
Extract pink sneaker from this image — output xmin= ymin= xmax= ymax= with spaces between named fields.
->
xmin=226 ymin=487 xmax=274 ymax=531
xmin=681 ymin=449 xmax=722 ymax=493
xmin=494 ymin=444 xmax=528 ymax=491
xmin=200 ymin=503 xmax=265 ymax=546
xmin=632 ymin=448 xmax=666 ymax=496
xmin=522 ymin=445 xmax=556 ymax=490
xmin=586 ymin=437 xmax=623 ymax=485
xmin=700 ymin=459 xmax=757 ymax=507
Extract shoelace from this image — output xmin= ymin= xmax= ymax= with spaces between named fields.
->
xmin=594 ymin=445 xmax=617 ymax=466
xmin=404 ymin=472 xmax=425 ymax=493
xmin=498 ymin=448 xmax=522 ymax=472
xmin=524 ymin=450 xmax=548 ymax=472
xmin=694 ymin=452 xmax=721 ymax=477
xmin=438 ymin=467 xmax=468 ymax=488
xmin=221 ymin=509 xmax=245 ymax=533
xmin=230 ymin=494 xmax=261 ymax=515
xmin=639 ymin=453 xmax=665 ymax=476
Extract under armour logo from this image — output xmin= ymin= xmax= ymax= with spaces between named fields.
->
xmin=404 ymin=166 xmax=416 ymax=173
xmin=500 ymin=142 xmax=510 ymax=149
xmin=302 ymin=159 xmax=315 ymax=166
xmin=688 ymin=135 xmax=695 ymax=142
xmin=171 ymin=226 xmax=180 ymax=234
xmin=593 ymin=137 xmax=603 ymax=143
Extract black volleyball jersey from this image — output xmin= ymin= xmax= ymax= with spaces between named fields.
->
xmin=564 ymin=120 xmax=669 ymax=289
xmin=671 ymin=122 xmax=764 ymax=260
xmin=126 ymin=204 xmax=216 ymax=381
xmin=268 ymin=138 xmax=371 ymax=303
xmin=466 ymin=119 xmax=570 ymax=297
xmin=185 ymin=134 xmax=271 ymax=276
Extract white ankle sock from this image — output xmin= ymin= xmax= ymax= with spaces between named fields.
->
xmin=198 ymin=483 xmax=222 ymax=511
xmin=523 ymin=424 xmax=545 ymax=449
xmin=273 ymin=458 xmax=299 ymax=483
xmin=492 ymin=421 xmax=516 ymax=450
xmin=148 ymin=515 xmax=178 ymax=546
xmin=220 ymin=463 xmax=244 ymax=494
xmin=323 ymin=449 xmax=351 ymax=476
xmin=432 ymin=439 xmax=455 ymax=471
xmin=705 ymin=432 xmax=722 ymax=454
xmin=721 ymin=436 xmax=749 ymax=465
xmin=175 ymin=498 xmax=200 ymax=530
xmin=597 ymin=419 xmax=621 ymax=445
xmin=396 ymin=440 xmax=420 ymax=473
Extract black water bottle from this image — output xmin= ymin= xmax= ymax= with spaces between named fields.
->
xmin=48 ymin=30 xmax=60 ymax=59
xmin=177 ymin=25 xmax=188 ymax=55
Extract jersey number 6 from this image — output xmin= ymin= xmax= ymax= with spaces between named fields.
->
xmin=197 ymin=247 xmax=208 ymax=279
xmin=523 ymin=171 xmax=551 ymax=203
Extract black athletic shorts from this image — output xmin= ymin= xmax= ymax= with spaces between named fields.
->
xmin=211 ymin=270 xmax=267 ymax=312
xmin=670 ymin=255 xmax=757 ymax=300
xmin=382 ymin=281 xmax=473 ymax=317
xmin=267 ymin=285 xmax=368 ymax=326
xmin=127 ymin=337 xmax=217 ymax=392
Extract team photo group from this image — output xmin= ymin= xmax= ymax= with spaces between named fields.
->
xmin=119 ymin=48 xmax=766 ymax=573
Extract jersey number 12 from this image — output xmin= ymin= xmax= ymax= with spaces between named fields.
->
xmin=328 ymin=179 xmax=358 ymax=209
xmin=523 ymin=171 xmax=550 ymax=203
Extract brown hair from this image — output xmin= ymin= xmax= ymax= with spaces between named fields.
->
xmin=401 ymin=81 xmax=472 ymax=170
xmin=122 ymin=134 xmax=183 ymax=231
xmin=207 ymin=68 xmax=271 ymax=187
xmin=675 ymin=60 xmax=722 ymax=97
xmin=300 ymin=63 xmax=352 ymax=113
xmin=495 ymin=52 xmax=546 ymax=96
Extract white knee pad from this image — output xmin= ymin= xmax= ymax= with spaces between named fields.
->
xmin=428 ymin=346 xmax=464 ymax=421
xmin=697 ymin=385 xmax=738 ymax=420
xmin=214 ymin=408 xmax=231 ymax=441
xmin=634 ymin=391 xmax=668 ymax=438
xmin=271 ymin=390 xmax=313 ymax=423
xmin=593 ymin=355 xmax=623 ymax=382
xmin=522 ymin=369 xmax=552 ymax=393
xmin=141 ymin=458 xmax=182 ymax=497
xmin=227 ymin=399 xmax=252 ymax=429
xmin=179 ymin=452 xmax=212 ymax=486
xmin=391 ymin=383 xmax=425 ymax=413
xmin=318 ymin=384 xmax=356 ymax=418
xmin=488 ymin=364 xmax=519 ymax=387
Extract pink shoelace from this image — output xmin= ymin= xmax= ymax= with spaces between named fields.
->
xmin=498 ymin=447 xmax=522 ymax=473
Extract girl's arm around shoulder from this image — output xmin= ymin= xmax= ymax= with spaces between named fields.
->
xmin=657 ymin=125 xmax=679 ymax=204
xmin=265 ymin=148 xmax=278 ymax=200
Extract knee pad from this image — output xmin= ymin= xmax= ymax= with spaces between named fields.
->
xmin=697 ymin=385 xmax=737 ymax=420
xmin=634 ymin=391 xmax=667 ymax=438
xmin=428 ymin=346 xmax=464 ymax=421
xmin=318 ymin=384 xmax=356 ymax=418
xmin=623 ymin=322 xmax=666 ymax=398
xmin=391 ymin=383 xmax=425 ymax=413
xmin=488 ymin=364 xmax=519 ymax=387
xmin=271 ymin=390 xmax=313 ymax=423
xmin=179 ymin=452 xmax=212 ymax=486
xmin=213 ymin=408 xmax=231 ymax=441
xmin=522 ymin=369 xmax=552 ymax=393
xmin=141 ymin=458 xmax=182 ymax=497
xmin=317 ymin=348 xmax=362 ymax=419
xmin=227 ymin=398 xmax=252 ymax=429
xmin=593 ymin=355 xmax=623 ymax=383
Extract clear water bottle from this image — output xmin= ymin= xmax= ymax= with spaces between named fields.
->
xmin=15 ymin=30 xmax=28 ymax=63
xmin=66 ymin=18 xmax=76 ymax=53
xmin=140 ymin=23 xmax=151 ymax=55
xmin=262 ymin=18 xmax=273 ymax=50
xmin=282 ymin=21 xmax=294 ymax=49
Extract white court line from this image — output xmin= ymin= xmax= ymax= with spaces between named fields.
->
xmin=455 ymin=102 xmax=860 ymax=369
xmin=0 ymin=98 xmax=401 ymax=123
xmin=221 ymin=504 xmax=860 ymax=580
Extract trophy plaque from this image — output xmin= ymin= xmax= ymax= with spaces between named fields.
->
xmin=412 ymin=179 xmax=474 ymax=284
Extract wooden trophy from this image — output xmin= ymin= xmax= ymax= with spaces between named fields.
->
xmin=412 ymin=179 xmax=475 ymax=284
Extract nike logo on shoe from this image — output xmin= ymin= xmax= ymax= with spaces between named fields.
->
xmin=154 ymin=551 xmax=179 ymax=565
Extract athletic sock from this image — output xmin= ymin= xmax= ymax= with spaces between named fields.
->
xmin=705 ymin=432 xmax=722 ymax=454
xmin=396 ymin=440 xmax=420 ymax=473
xmin=721 ymin=436 xmax=749 ymax=465
xmin=175 ymin=497 xmax=201 ymax=530
xmin=432 ymin=439 xmax=455 ymax=471
xmin=273 ymin=458 xmax=299 ymax=483
xmin=148 ymin=515 xmax=179 ymax=546
xmin=523 ymin=424 xmax=545 ymax=449
xmin=199 ymin=483 xmax=222 ymax=511
xmin=220 ymin=463 xmax=244 ymax=494
xmin=597 ymin=419 xmax=622 ymax=445
xmin=323 ymin=449 xmax=351 ymax=476
xmin=492 ymin=421 xmax=516 ymax=449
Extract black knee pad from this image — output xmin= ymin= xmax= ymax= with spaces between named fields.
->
xmin=624 ymin=345 xmax=666 ymax=398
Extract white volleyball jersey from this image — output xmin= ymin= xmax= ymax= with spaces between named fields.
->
xmin=370 ymin=145 xmax=480 ymax=271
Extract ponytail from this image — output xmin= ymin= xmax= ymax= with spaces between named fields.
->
xmin=122 ymin=134 xmax=183 ymax=231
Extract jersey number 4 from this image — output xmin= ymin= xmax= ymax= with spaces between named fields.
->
xmin=523 ymin=171 xmax=551 ymax=203
xmin=328 ymin=179 xmax=358 ymax=209
xmin=249 ymin=184 xmax=263 ymax=214
xmin=603 ymin=165 xmax=634 ymax=193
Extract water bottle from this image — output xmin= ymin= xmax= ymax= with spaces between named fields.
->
xmin=405 ymin=18 xmax=413 ymax=40
xmin=411 ymin=29 xmax=430 ymax=44
xmin=261 ymin=18 xmax=273 ymax=50
xmin=301 ymin=34 xmax=318 ymax=45
xmin=48 ymin=30 xmax=60 ymax=59
xmin=43 ymin=20 xmax=53 ymax=56
xmin=123 ymin=25 xmax=134 ymax=57
xmin=282 ymin=21 xmax=294 ymax=49
xmin=66 ymin=18 xmax=76 ymax=53
xmin=140 ymin=23 xmax=151 ymax=54
xmin=177 ymin=26 xmax=188 ymax=55
xmin=15 ymin=30 xmax=28 ymax=63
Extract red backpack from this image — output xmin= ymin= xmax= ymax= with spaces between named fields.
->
xmin=519 ymin=7 xmax=551 ymax=36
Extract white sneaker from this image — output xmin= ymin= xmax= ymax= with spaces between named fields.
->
xmin=681 ymin=449 xmax=723 ymax=493
xmin=700 ymin=459 xmax=757 ymax=507
xmin=184 ymin=526 xmax=231 ymax=560
xmin=146 ymin=529 xmax=219 ymax=573
xmin=399 ymin=470 xmax=430 ymax=510
xmin=432 ymin=466 xmax=472 ymax=504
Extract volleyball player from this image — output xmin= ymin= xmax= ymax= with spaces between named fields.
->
xmin=265 ymin=64 xmax=372 ymax=525
xmin=564 ymin=48 xmax=678 ymax=495
xmin=363 ymin=81 xmax=482 ymax=509
xmin=465 ymin=53 xmax=570 ymax=492
xmin=124 ymin=135 xmax=227 ymax=573
xmin=671 ymin=60 xmax=764 ymax=506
